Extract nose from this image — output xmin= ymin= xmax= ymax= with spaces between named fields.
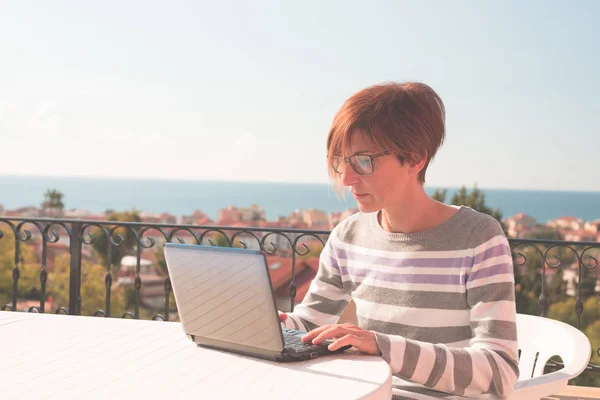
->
xmin=340 ymin=161 xmax=360 ymax=187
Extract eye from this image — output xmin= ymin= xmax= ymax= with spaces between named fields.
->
xmin=355 ymin=156 xmax=372 ymax=171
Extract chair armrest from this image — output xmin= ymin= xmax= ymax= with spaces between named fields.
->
xmin=506 ymin=371 xmax=571 ymax=400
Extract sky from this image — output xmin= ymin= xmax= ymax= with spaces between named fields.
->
xmin=1 ymin=0 xmax=599 ymax=191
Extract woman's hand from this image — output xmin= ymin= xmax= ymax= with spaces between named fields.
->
xmin=278 ymin=312 xmax=287 ymax=323
xmin=301 ymin=323 xmax=380 ymax=355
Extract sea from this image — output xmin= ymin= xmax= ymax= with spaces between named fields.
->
xmin=1 ymin=175 xmax=600 ymax=223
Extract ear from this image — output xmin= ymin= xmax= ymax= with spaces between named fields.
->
xmin=410 ymin=150 xmax=428 ymax=175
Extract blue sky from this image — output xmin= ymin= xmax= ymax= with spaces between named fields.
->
xmin=1 ymin=0 xmax=598 ymax=191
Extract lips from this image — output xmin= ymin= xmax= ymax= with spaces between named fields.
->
xmin=352 ymin=192 xmax=368 ymax=199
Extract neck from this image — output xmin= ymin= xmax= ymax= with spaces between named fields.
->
xmin=379 ymin=186 xmax=449 ymax=234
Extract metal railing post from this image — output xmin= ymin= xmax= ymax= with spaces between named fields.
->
xmin=69 ymin=222 xmax=83 ymax=315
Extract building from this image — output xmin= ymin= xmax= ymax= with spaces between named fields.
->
xmin=548 ymin=216 xmax=584 ymax=231
xmin=239 ymin=204 xmax=266 ymax=222
xmin=584 ymin=219 xmax=600 ymax=234
xmin=62 ymin=209 xmax=108 ymax=221
xmin=137 ymin=211 xmax=177 ymax=224
xmin=180 ymin=210 xmax=213 ymax=225
xmin=563 ymin=229 xmax=597 ymax=242
xmin=119 ymin=255 xmax=155 ymax=277
xmin=328 ymin=208 xmax=359 ymax=229
xmin=504 ymin=213 xmax=537 ymax=238
xmin=4 ymin=206 xmax=41 ymax=218
xmin=217 ymin=204 xmax=266 ymax=224
xmin=301 ymin=208 xmax=329 ymax=228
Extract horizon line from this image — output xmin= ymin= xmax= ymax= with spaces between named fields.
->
xmin=1 ymin=173 xmax=599 ymax=194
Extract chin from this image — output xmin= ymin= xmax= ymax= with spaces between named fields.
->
xmin=356 ymin=202 xmax=379 ymax=214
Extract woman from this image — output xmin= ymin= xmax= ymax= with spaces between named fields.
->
xmin=279 ymin=82 xmax=519 ymax=399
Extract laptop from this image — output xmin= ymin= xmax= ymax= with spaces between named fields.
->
xmin=163 ymin=243 xmax=349 ymax=362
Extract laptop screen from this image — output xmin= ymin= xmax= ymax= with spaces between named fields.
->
xmin=164 ymin=243 xmax=284 ymax=353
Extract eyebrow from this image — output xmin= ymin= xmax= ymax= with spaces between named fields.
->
xmin=334 ymin=150 xmax=378 ymax=156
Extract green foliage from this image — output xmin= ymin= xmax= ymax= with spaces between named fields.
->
xmin=547 ymin=297 xmax=600 ymax=386
xmin=47 ymin=254 xmax=127 ymax=316
xmin=547 ymin=268 xmax=569 ymax=303
xmin=153 ymin=242 xmax=168 ymax=276
xmin=585 ymin=320 xmax=600 ymax=366
xmin=579 ymin=267 xmax=598 ymax=299
xmin=41 ymin=189 xmax=65 ymax=217
xmin=431 ymin=188 xmax=447 ymax=203
xmin=90 ymin=210 xmax=141 ymax=267
xmin=0 ymin=231 xmax=128 ymax=316
xmin=449 ymin=185 xmax=503 ymax=222
xmin=571 ymin=319 xmax=600 ymax=386
xmin=0 ymin=233 xmax=43 ymax=306
xmin=213 ymin=232 xmax=231 ymax=247
xmin=211 ymin=232 xmax=247 ymax=248
xmin=432 ymin=185 xmax=505 ymax=233
xmin=547 ymin=298 xmax=580 ymax=327
xmin=524 ymin=227 xmax=562 ymax=241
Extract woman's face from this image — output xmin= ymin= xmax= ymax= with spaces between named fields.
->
xmin=337 ymin=133 xmax=419 ymax=213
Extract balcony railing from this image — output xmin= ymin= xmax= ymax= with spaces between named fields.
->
xmin=0 ymin=216 xmax=598 ymax=378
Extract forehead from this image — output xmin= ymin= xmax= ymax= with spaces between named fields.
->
xmin=344 ymin=131 xmax=381 ymax=155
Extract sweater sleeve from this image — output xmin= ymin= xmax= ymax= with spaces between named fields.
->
xmin=282 ymin=232 xmax=352 ymax=332
xmin=373 ymin=219 xmax=520 ymax=398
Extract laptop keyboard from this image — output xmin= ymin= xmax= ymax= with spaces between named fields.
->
xmin=282 ymin=328 xmax=326 ymax=352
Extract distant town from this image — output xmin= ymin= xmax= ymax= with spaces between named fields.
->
xmin=0 ymin=203 xmax=358 ymax=232
xmin=1 ymin=203 xmax=600 ymax=241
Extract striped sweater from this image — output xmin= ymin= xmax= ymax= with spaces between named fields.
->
xmin=282 ymin=206 xmax=519 ymax=399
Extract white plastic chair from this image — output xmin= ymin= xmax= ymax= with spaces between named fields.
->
xmin=506 ymin=313 xmax=592 ymax=400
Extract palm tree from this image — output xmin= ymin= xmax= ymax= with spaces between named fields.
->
xmin=41 ymin=189 xmax=65 ymax=217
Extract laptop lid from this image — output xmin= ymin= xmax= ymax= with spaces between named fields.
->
xmin=163 ymin=243 xmax=285 ymax=354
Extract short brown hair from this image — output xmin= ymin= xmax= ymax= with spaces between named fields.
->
xmin=326 ymin=82 xmax=445 ymax=183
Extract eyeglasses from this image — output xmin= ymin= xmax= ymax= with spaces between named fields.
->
xmin=332 ymin=152 xmax=390 ymax=175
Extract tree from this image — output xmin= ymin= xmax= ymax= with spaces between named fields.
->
xmin=211 ymin=232 xmax=243 ymax=248
xmin=573 ymin=320 xmax=600 ymax=387
xmin=41 ymin=189 xmax=65 ymax=217
xmin=47 ymin=253 xmax=127 ymax=316
xmin=449 ymin=185 xmax=503 ymax=223
xmin=512 ymin=245 xmax=545 ymax=315
xmin=547 ymin=268 xmax=569 ymax=303
xmin=213 ymin=232 xmax=231 ymax=247
xmin=153 ymin=243 xmax=168 ymax=276
xmin=547 ymin=298 xmax=580 ymax=327
xmin=90 ymin=210 xmax=142 ymax=268
xmin=547 ymin=300 xmax=600 ymax=387
xmin=0 ymin=232 xmax=42 ymax=307
xmin=431 ymin=188 xmax=448 ymax=203
xmin=431 ymin=185 xmax=504 ymax=229
xmin=524 ymin=227 xmax=562 ymax=241
xmin=520 ymin=229 xmax=577 ymax=307
xmin=577 ymin=267 xmax=598 ymax=299
xmin=547 ymin=297 xmax=600 ymax=330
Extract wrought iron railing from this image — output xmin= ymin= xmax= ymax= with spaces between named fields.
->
xmin=0 ymin=216 xmax=598 ymax=375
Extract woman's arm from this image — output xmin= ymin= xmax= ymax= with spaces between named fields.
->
xmin=282 ymin=235 xmax=352 ymax=332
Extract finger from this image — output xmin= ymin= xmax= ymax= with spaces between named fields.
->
xmin=329 ymin=333 xmax=379 ymax=355
xmin=300 ymin=324 xmax=334 ymax=342
xmin=311 ymin=326 xmax=350 ymax=344
xmin=278 ymin=312 xmax=287 ymax=322
xmin=327 ymin=334 xmax=358 ymax=352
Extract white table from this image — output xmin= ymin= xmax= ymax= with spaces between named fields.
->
xmin=0 ymin=311 xmax=392 ymax=399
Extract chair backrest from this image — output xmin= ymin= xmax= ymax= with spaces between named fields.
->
xmin=508 ymin=314 xmax=592 ymax=399
xmin=516 ymin=313 xmax=590 ymax=381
